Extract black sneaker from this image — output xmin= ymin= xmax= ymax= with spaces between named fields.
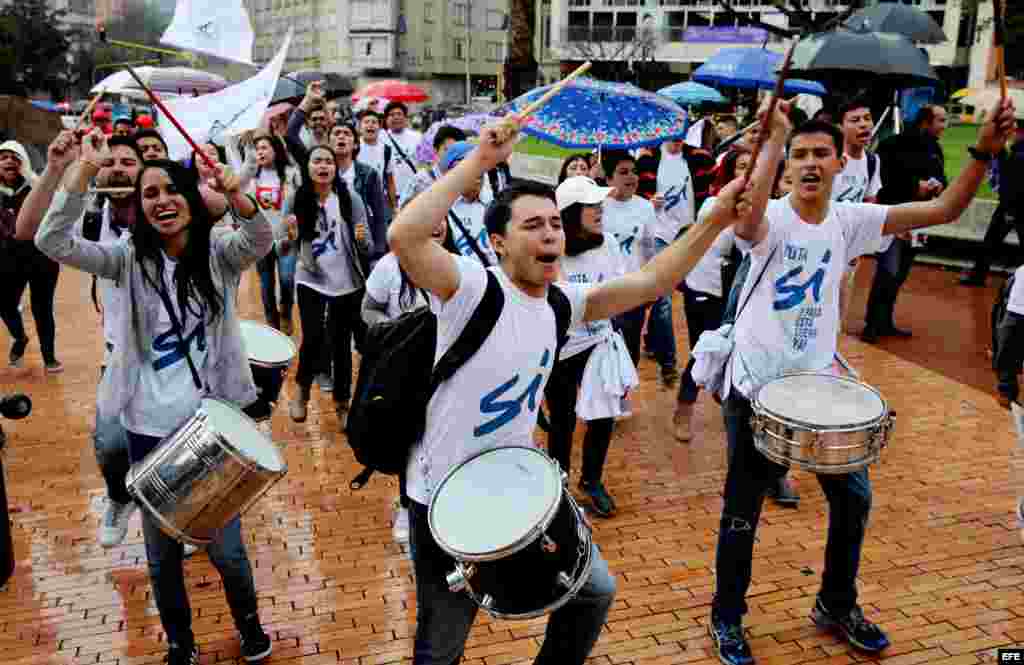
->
xmin=811 ymin=599 xmax=890 ymax=653
xmin=708 ymin=613 xmax=754 ymax=665
xmin=768 ymin=477 xmax=800 ymax=507
xmin=9 ymin=337 xmax=29 ymax=367
xmin=579 ymin=480 xmax=617 ymax=518
xmin=239 ymin=620 xmax=273 ymax=662
xmin=164 ymin=644 xmax=198 ymax=665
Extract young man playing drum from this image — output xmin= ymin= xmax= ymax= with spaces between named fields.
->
xmin=388 ymin=116 xmax=762 ymax=665
xmin=707 ymin=97 xmax=1018 ymax=665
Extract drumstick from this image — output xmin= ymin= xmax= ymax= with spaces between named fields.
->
xmin=90 ymin=187 xmax=135 ymax=195
xmin=123 ymin=66 xmax=219 ymax=172
xmin=740 ymin=41 xmax=797 ymax=191
xmin=993 ymin=0 xmax=1008 ymax=102
xmin=76 ymin=91 xmax=104 ymax=131
xmin=515 ymin=61 xmax=592 ymax=122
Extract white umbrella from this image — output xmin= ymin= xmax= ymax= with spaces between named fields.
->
xmin=962 ymin=88 xmax=1024 ymax=120
xmin=91 ymin=67 xmax=228 ymax=97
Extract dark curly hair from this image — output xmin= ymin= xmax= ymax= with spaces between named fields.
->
xmin=132 ymin=159 xmax=223 ymax=323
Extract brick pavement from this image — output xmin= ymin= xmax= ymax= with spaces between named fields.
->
xmin=0 ymin=262 xmax=1021 ymax=664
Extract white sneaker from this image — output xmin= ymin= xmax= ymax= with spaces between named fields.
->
xmin=392 ymin=506 xmax=410 ymax=543
xmin=183 ymin=543 xmax=199 ymax=558
xmin=98 ymin=500 xmax=137 ymax=547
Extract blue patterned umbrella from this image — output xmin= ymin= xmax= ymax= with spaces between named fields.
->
xmin=658 ymin=81 xmax=727 ymax=106
xmin=501 ymin=77 xmax=688 ymax=149
xmin=694 ymin=48 xmax=827 ymax=96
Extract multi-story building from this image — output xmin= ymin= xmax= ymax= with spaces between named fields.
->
xmin=544 ymin=0 xmax=982 ymax=92
xmin=244 ymin=0 xmax=511 ymax=102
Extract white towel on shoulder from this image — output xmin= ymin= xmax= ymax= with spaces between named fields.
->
xmin=577 ymin=331 xmax=639 ymax=421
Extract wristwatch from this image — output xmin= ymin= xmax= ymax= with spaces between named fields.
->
xmin=967 ymin=146 xmax=995 ymax=162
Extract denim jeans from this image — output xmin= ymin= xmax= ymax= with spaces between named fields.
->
xmin=713 ymin=392 xmax=871 ymax=623
xmin=94 ymin=366 xmax=131 ymax=505
xmin=256 ymin=247 xmax=297 ymax=327
xmin=408 ymin=500 xmax=616 ymax=665
xmin=643 ymin=238 xmax=678 ymax=368
xmin=126 ymin=431 xmax=260 ymax=650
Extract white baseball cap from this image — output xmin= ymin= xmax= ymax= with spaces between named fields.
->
xmin=555 ymin=176 xmax=613 ymax=211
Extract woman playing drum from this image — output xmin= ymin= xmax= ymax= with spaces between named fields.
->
xmin=34 ymin=128 xmax=275 ymax=665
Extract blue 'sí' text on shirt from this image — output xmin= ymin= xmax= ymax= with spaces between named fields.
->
xmin=474 ymin=348 xmax=551 ymax=437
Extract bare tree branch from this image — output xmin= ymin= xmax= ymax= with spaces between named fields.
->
xmin=714 ymin=0 xmax=796 ymax=38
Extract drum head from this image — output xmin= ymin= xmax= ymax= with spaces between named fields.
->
xmin=430 ymin=447 xmax=562 ymax=559
xmin=239 ymin=320 xmax=297 ymax=366
xmin=757 ymin=374 xmax=885 ymax=428
xmin=201 ymin=398 xmax=286 ymax=472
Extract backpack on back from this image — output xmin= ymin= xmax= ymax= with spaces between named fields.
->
xmin=347 ymin=270 xmax=572 ymax=487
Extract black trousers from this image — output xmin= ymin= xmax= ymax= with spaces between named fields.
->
xmin=678 ymin=282 xmax=726 ymax=404
xmin=968 ymin=203 xmax=1024 ymax=280
xmin=996 ymin=311 xmax=1024 ymax=403
xmin=544 ymin=346 xmax=615 ymax=485
xmin=0 ymin=254 xmax=60 ymax=359
xmin=864 ymin=237 xmax=915 ymax=334
xmin=295 ymin=285 xmax=364 ymax=403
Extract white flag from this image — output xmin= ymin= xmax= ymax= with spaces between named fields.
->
xmin=160 ymin=0 xmax=255 ymax=65
xmin=158 ymin=32 xmax=292 ymax=161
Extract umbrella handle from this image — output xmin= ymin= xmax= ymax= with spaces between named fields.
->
xmin=516 ymin=61 xmax=592 ymax=121
xmin=123 ymin=66 xmax=218 ymax=171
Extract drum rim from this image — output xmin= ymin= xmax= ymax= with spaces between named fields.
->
xmin=239 ymin=319 xmax=298 ymax=367
xmin=751 ymin=372 xmax=889 ymax=431
xmin=428 ymin=446 xmax=563 ymax=562
xmin=199 ymin=397 xmax=288 ymax=473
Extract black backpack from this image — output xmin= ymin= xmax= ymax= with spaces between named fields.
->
xmin=347 ymin=270 xmax=572 ymax=488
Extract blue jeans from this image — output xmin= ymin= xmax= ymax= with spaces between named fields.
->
xmin=408 ymin=500 xmax=616 ymax=665
xmin=95 ymin=364 xmax=132 ymax=504
xmin=642 ymin=238 xmax=677 ymax=368
xmin=713 ymin=392 xmax=871 ymax=623
xmin=256 ymin=247 xmax=297 ymax=327
xmin=127 ymin=432 xmax=260 ymax=650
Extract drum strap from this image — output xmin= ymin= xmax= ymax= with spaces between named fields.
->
xmin=145 ymin=266 xmax=204 ymax=391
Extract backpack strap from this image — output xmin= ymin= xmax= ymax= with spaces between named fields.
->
xmin=384 ymin=144 xmax=392 ymax=174
xmin=429 ymin=269 xmax=505 ymax=392
xmin=547 ymin=284 xmax=572 ymax=360
xmin=867 ymin=152 xmax=877 ymax=185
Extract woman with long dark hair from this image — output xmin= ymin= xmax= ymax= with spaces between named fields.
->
xmin=558 ymin=153 xmax=591 ymax=184
xmin=240 ymin=132 xmax=302 ymax=333
xmin=35 ymin=129 xmax=275 ymax=665
xmin=288 ymin=145 xmax=372 ymax=429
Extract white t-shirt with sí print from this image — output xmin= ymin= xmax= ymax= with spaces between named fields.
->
xmin=831 ymin=152 xmax=882 ymax=204
xmin=655 ymin=151 xmax=696 ymax=242
xmin=405 ymin=257 xmax=588 ymax=506
xmin=1008 ymin=265 xmax=1024 ymax=317
xmin=448 ymin=197 xmax=497 ymax=266
xmin=601 ymin=195 xmax=657 ymax=273
xmin=294 ymin=192 xmax=359 ymax=297
xmin=558 ymin=233 xmax=627 ymax=361
xmin=357 ymin=140 xmax=394 ymax=181
xmin=385 ymin=129 xmax=423 ymax=200
xmin=364 ymin=252 xmax=428 ymax=320
xmin=122 ymin=254 xmax=210 ymax=438
xmin=726 ymin=197 xmax=889 ymax=400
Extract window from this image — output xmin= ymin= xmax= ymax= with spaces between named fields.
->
xmin=486 ymin=10 xmax=507 ymax=30
xmin=454 ymin=2 xmax=467 ymax=25
xmin=425 ymin=2 xmax=434 ymax=22
xmin=425 ymin=43 xmax=434 ymax=59
xmin=453 ymin=38 xmax=465 ymax=59
xmin=486 ymin=41 xmax=504 ymax=61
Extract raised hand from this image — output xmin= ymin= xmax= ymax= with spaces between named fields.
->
xmin=712 ymin=175 xmax=753 ymax=225
xmin=207 ymin=164 xmax=240 ymax=195
xmin=754 ymin=94 xmax=793 ymax=145
xmin=303 ymin=81 xmax=325 ymax=110
xmin=475 ymin=117 xmax=521 ymax=171
xmin=47 ymin=130 xmax=80 ymax=172
xmin=976 ymin=97 xmax=1018 ymax=155
xmin=80 ymin=128 xmax=112 ymax=171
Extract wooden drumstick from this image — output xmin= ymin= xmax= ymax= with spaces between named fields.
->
xmin=993 ymin=0 xmax=1008 ymax=103
xmin=741 ymin=41 xmax=797 ymax=191
xmin=76 ymin=91 xmax=104 ymax=131
xmin=515 ymin=61 xmax=592 ymax=121
xmin=90 ymin=187 xmax=135 ymax=195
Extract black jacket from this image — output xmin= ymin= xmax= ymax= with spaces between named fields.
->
xmin=876 ymin=130 xmax=947 ymax=205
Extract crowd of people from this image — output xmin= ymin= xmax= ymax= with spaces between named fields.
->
xmin=0 ymin=77 xmax=1019 ymax=665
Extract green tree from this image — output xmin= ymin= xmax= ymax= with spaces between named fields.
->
xmin=0 ymin=0 xmax=79 ymax=96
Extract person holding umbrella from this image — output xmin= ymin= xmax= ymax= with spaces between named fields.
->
xmin=706 ymin=95 xmax=1016 ymax=665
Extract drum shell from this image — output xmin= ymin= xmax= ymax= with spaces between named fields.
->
xmin=126 ymin=402 xmax=287 ymax=545
xmin=751 ymin=373 xmax=892 ymax=474
xmin=250 ymin=360 xmax=288 ymax=406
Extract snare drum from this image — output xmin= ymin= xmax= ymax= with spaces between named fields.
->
xmin=429 ymin=447 xmax=593 ymax=619
xmin=239 ymin=320 xmax=296 ymax=417
xmin=751 ymin=373 xmax=893 ymax=474
xmin=127 ymin=398 xmax=288 ymax=545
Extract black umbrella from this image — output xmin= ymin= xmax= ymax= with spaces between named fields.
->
xmin=843 ymin=1 xmax=946 ymax=45
xmin=285 ymin=70 xmax=355 ymax=98
xmin=843 ymin=2 xmax=947 ymax=45
xmin=786 ymin=29 xmax=939 ymax=89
